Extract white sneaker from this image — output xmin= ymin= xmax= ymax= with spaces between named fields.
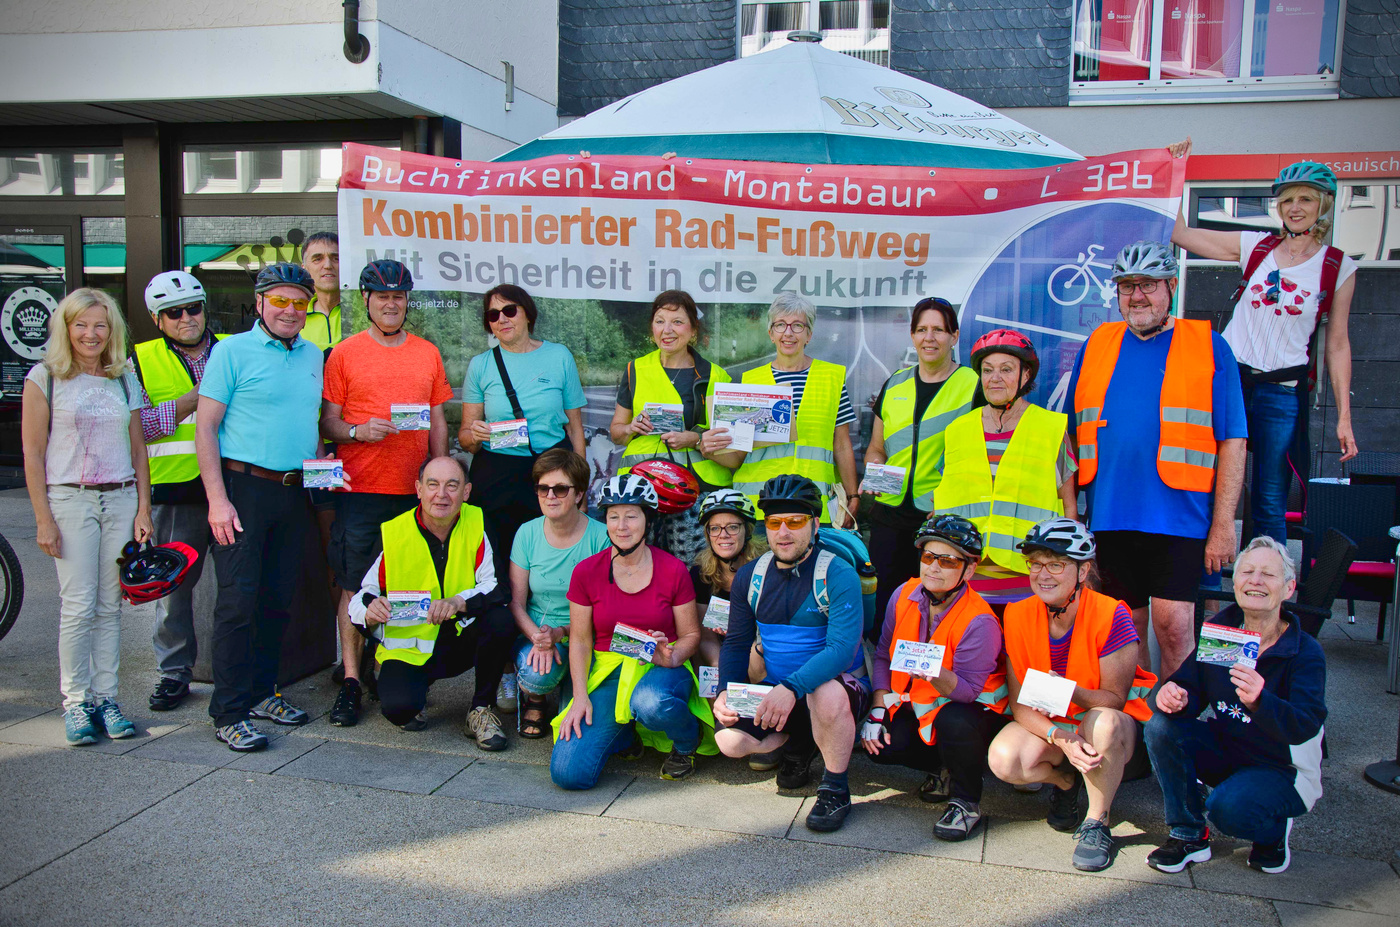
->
xmin=496 ymin=673 xmax=518 ymax=713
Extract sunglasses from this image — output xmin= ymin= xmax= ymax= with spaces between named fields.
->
xmin=535 ymin=483 xmax=575 ymax=498
xmin=160 ymin=302 xmax=204 ymax=320
xmin=764 ymin=514 xmax=813 ymax=531
xmin=116 ymin=539 xmax=143 ymax=566
xmin=920 ymin=550 xmax=966 ymax=569
xmin=1263 ymin=269 xmax=1281 ymax=306
xmin=263 ymin=295 xmax=310 ymax=311
xmin=486 ymin=304 xmax=521 ymax=324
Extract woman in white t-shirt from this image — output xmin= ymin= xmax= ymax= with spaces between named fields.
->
xmin=1170 ymin=142 xmax=1358 ymax=545
xmin=22 ymin=288 xmax=152 ymax=746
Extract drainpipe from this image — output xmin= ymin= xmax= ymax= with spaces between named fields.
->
xmin=343 ymin=0 xmax=370 ymax=63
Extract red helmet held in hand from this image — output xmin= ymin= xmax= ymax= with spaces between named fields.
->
xmin=630 ymin=458 xmax=700 ymax=515
xmin=118 ymin=541 xmax=199 ymax=605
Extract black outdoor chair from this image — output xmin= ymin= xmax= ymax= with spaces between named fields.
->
xmin=1303 ymin=480 xmax=1396 ymax=640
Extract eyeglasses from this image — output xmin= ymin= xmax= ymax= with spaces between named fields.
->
xmin=1116 ymin=280 xmax=1161 ymax=296
xmin=770 ymin=321 xmax=810 ymax=335
xmin=706 ymin=523 xmax=744 ymax=538
xmin=1025 ymin=559 xmax=1069 ymax=575
xmin=160 ymin=302 xmax=204 ymax=320
xmin=486 ymin=304 xmax=521 ymax=324
xmin=263 ymin=295 xmax=310 ymax=311
xmin=920 ymin=550 xmax=967 ymax=569
xmin=535 ymin=483 xmax=575 ymax=498
xmin=765 ymin=514 xmax=813 ymax=531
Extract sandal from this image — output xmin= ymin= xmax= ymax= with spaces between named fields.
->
xmin=518 ymin=695 xmax=550 ymax=739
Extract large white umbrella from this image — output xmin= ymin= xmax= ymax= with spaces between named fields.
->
xmin=498 ymin=36 xmax=1079 ymax=168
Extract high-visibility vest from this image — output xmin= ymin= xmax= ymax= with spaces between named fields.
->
xmin=133 ymin=335 xmax=227 ymax=486
xmin=887 ymin=579 xmax=1008 ymax=744
xmin=933 ymin=404 xmax=1066 ymax=573
xmin=1002 ymin=587 xmax=1156 ymax=727
xmin=619 ymin=348 xmax=733 ymax=488
xmin=1074 ymin=319 xmax=1217 ymax=493
xmin=302 ymin=297 xmax=343 ymax=350
xmin=376 ymin=505 xmax=483 ymax=667
xmin=732 ymin=359 xmax=845 ymax=524
xmin=875 ymin=365 xmax=977 ymax=511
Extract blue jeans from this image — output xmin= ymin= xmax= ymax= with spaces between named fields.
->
xmin=1145 ymin=712 xmax=1306 ymax=844
xmin=513 ymin=636 xmax=569 ymax=696
xmin=1242 ymin=380 xmax=1301 ymax=546
xmin=550 ymin=664 xmax=699 ymax=791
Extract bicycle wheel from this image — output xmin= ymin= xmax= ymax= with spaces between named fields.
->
xmin=1046 ymin=264 xmax=1091 ymax=306
xmin=0 ymin=531 xmax=24 ymax=643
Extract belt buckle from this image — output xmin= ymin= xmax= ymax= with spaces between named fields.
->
xmin=281 ymin=470 xmax=299 ymax=487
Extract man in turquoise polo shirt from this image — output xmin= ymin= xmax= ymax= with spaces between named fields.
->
xmin=195 ymin=262 xmax=326 ymax=752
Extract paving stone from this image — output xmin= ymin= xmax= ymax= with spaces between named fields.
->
xmin=1192 ymin=845 xmax=1400 ymax=914
xmin=0 ymin=701 xmax=46 ymax=731
xmin=789 ymin=792 xmax=986 ymax=861
xmin=126 ymin=721 xmax=320 ymax=774
xmin=604 ymin=778 xmax=804 ymax=837
xmin=1274 ymin=901 xmax=1400 ymax=927
xmin=273 ymin=740 xmax=471 ymax=794
xmin=435 ymin=759 xmax=633 ymax=814
xmin=981 ymin=816 xmax=1192 ymax=886
xmin=0 ymin=708 xmax=183 ymax=755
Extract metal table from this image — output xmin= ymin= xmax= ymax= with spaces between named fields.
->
xmin=1361 ymin=524 xmax=1400 ymax=794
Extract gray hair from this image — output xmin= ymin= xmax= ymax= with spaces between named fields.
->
xmin=768 ymin=293 xmax=816 ymax=329
xmin=1239 ymin=536 xmax=1297 ymax=585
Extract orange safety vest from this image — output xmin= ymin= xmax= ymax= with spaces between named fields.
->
xmin=1074 ymin=319 xmax=1217 ymax=492
xmin=1002 ymin=587 xmax=1156 ymax=727
xmin=887 ymin=579 xmax=1008 ymax=745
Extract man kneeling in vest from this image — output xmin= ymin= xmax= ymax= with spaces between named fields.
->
xmin=348 ymin=456 xmax=514 ymax=748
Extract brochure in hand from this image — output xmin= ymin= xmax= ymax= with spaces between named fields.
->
xmin=608 ymin=622 xmax=656 ymax=663
xmin=890 ymin=640 xmax=945 ymax=676
xmin=698 ymin=665 xmax=720 ymax=699
xmin=302 ymin=459 xmax=344 ymax=489
xmin=390 ymin=403 xmax=431 ymax=431
xmin=643 ymin=402 xmax=685 ymax=434
xmin=489 ymin=419 xmax=530 ymax=450
xmin=387 ymin=591 xmax=431 ymax=626
xmin=711 ymin=383 xmax=793 ymax=444
xmin=1197 ymin=623 xmax=1261 ymax=670
xmin=1016 ymin=668 xmax=1076 ymax=719
xmin=860 ymin=463 xmax=907 ymax=496
xmin=702 ymin=597 xmax=731 ymax=633
xmin=725 ymin=682 xmax=773 ymax=718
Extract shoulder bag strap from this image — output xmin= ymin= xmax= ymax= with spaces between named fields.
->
xmin=1230 ymin=234 xmax=1282 ymax=305
xmin=491 ymin=345 xmax=532 ymax=452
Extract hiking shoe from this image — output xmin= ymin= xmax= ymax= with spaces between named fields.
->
xmin=776 ymin=745 xmax=817 ymax=790
xmin=617 ymin=736 xmax=646 ymax=761
xmin=148 ymin=677 xmax=189 ymax=712
xmin=466 ymin=706 xmax=508 ymax=751
xmin=933 ymin=798 xmax=982 ymax=841
xmin=496 ymin=673 xmax=519 ymax=713
xmin=804 ymin=786 xmax=852 ymax=832
xmin=1047 ymin=770 xmax=1084 ymax=832
xmin=398 ymin=711 xmax=428 ymax=732
xmin=660 ymin=749 xmax=697 ymax=781
xmin=1072 ymin=818 xmax=1116 ymax=872
xmin=91 ymin=699 xmax=136 ymax=739
xmin=747 ymin=749 xmax=783 ymax=772
xmin=64 ymin=705 xmax=99 ymax=745
xmin=249 ymin=694 xmax=309 ymax=726
xmin=918 ymin=768 xmax=952 ymax=803
xmin=1248 ymin=819 xmax=1292 ymax=874
xmin=215 ymin=720 xmax=268 ymax=752
xmin=329 ymin=679 xmax=362 ymax=727
xmin=1147 ymin=835 xmax=1212 ymax=873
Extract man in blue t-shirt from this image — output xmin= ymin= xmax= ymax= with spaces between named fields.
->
xmin=714 ymin=476 xmax=869 ymax=834
xmin=1068 ymin=241 xmax=1246 ymax=681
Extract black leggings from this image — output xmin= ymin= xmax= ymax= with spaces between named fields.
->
xmin=869 ymin=701 xmax=1009 ymax=803
xmin=377 ymin=603 xmax=515 ymax=725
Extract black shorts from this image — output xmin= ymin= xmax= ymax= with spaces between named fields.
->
xmin=722 ymin=672 xmax=870 ymax=743
xmin=1094 ymin=530 xmax=1207 ymax=609
xmin=327 ymin=492 xmax=418 ymax=590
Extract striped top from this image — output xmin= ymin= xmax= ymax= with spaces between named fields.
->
xmin=771 ymin=366 xmax=857 ymax=427
xmin=1049 ymin=602 xmax=1138 ymax=675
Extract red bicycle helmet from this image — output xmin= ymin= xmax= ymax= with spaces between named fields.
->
xmin=119 ymin=541 xmax=199 ymax=605
xmin=630 ymin=458 xmax=700 ymax=515
xmin=970 ymin=328 xmax=1038 ymax=379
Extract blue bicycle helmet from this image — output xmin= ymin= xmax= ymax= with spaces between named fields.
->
xmin=254 ymin=262 xmax=314 ymax=296
xmin=359 ymin=259 xmax=414 ymax=293
xmin=1272 ymin=161 xmax=1337 ymax=197
xmin=1110 ymin=240 xmax=1179 ymax=282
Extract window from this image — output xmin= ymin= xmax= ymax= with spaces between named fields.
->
xmin=1333 ymin=183 xmax=1400 ymax=263
xmin=183 ymin=145 xmax=346 ymax=195
xmin=741 ymin=0 xmax=889 ymax=66
xmin=0 ymin=151 xmax=124 ymax=196
xmin=1071 ymin=0 xmax=1343 ymax=103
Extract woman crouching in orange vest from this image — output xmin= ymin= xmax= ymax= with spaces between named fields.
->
xmin=987 ymin=518 xmax=1156 ymax=873
xmin=862 ymin=514 xmax=1009 ymax=842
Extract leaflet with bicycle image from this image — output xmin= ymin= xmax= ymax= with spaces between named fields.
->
xmin=698 ymin=665 xmax=720 ymax=699
xmin=608 ymin=622 xmax=656 ymax=663
xmin=1197 ymin=623 xmax=1261 ymax=670
xmin=726 ymin=683 xmax=773 ymax=718
xmin=390 ymin=403 xmax=431 ymax=431
xmin=860 ymin=463 xmax=906 ymax=496
xmin=642 ymin=403 xmax=685 ymax=434
xmin=711 ymin=383 xmax=792 ymax=445
xmin=890 ymin=641 xmax=945 ymax=677
xmin=387 ymin=591 xmax=431 ymax=626
xmin=302 ymin=459 xmax=344 ymax=489
xmin=702 ymin=597 xmax=731 ymax=632
xmin=488 ymin=418 xmax=530 ymax=450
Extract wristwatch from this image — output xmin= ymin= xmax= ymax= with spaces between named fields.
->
xmin=348 ymin=424 xmax=358 ymax=441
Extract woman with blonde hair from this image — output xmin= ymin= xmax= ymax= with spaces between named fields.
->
xmin=22 ymin=287 xmax=152 ymax=745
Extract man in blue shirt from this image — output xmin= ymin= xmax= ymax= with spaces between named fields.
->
xmin=195 ymin=262 xmax=325 ymax=752
xmin=713 ymin=475 xmax=869 ymax=833
xmin=1068 ymin=241 xmax=1247 ymax=681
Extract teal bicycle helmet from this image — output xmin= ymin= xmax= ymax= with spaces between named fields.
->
xmin=1272 ymin=161 xmax=1337 ymax=197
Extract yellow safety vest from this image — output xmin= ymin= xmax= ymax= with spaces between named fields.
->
xmin=376 ymin=505 xmax=484 ymax=667
xmin=875 ymin=365 xmax=978 ymax=511
xmin=302 ymin=297 xmax=343 ymax=350
xmin=933 ymin=404 xmax=1066 ymax=572
xmin=619 ymin=349 xmax=733 ymax=488
xmin=732 ymin=359 xmax=845 ymax=524
xmin=134 ymin=335 xmax=227 ymax=486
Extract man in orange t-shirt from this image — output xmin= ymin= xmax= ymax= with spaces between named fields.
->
xmin=319 ymin=259 xmax=454 ymax=725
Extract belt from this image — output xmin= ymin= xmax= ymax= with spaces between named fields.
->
xmin=222 ymin=458 xmax=302 ymax=487
xmin=55 ymin=480 xmax=135 ymax=492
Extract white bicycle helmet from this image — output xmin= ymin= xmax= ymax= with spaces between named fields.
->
xmin=598 ymin=474 xmax=659 ymax=513
xmin=1110 ymin=240 xmax=1179 ymax=282
xmin=144 ymin=270 xmax=206 ymax=317
xmin=1017 ymin=517 xmax=1097 ymax=562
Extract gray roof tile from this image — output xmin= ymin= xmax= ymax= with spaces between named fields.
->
xmin=1341 ymin=0 xmax=1400 ymax=99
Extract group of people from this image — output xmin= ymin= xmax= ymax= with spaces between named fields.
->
xmin=22 ymin=155 xmax=1349 ymax=876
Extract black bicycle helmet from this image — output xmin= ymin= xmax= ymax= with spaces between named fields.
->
xmin=360 ymin=259 xmax=414 ymax=293
xmin=1017 ymin=517 xmax=1097 ymax=562
xmin=757 ymin=475 xmax=823 ymax=518
xmin=914 ymin=514 xmax=984 ymax=559
xmin=254 ymin=262 xmax=314 ymax=296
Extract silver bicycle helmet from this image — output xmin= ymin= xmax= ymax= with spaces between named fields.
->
xmin=1017 ymin=517 xmax=1097 ymax=562
xmin=1110 ymin=240 xmax=1179 ymax=282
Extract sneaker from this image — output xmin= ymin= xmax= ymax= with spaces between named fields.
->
xmin=249 ymin=694 xmax=309 ymax=727
xmin=148 ymin=677 xmax=189 ymax=712
xmin=1147 ymin=835 xmax=1212 ymax=873
xmin=1072 ymin=818 xmax=1116 ymax=872
xmin=918 ymin=768 xmax=952 ymax=804
xmin=496 ymin=673 xmax=519 ymax=713
xmin=617 ymin=736 xmax=646 ymax=762
xmin=747 ymin=749 xmax=783 ymax=772
xmin=466 ymin=706 xmax=508 ymax=751
xmin=660 ymin=749 xmax=697 ymax=781
xmin=215 ymin=720 xmax=269 ymax=752
xmin=398 ymin=711 xmax=428 ymax=732
xmin=329 ymin=679 xmax=362 ymax=727
xmin=1046 ymin=770 xmax=1084 ymax=833
xmin=933 ymin=798 xmax=983 ymax=841
xmin=64 ymin=705 xmax=99 ymax=746
xmin=1014 ymin=782 xmax=1044 ymax=794
xmin=776 ymin=745 xmax=817 ymax=790
xmin=1248 ymin=819 xmax=1292 ymax=874
xmin=804 ymin=786 xmax=853 ymax=832
xmin=91 ymin=699 xmax=136 ymax=739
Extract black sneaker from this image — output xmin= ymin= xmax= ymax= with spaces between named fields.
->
xmin=775 ymin=745 xmax=817 ymax=790
xmin=918 ymin=768 xmax=952 ymax=804
xmin=804 ymin=786 xmax=852 ymax=832
xmin=660 ymin=749 xmax=697 ymax=781
xmin=1046 ymin=770 xmax=1084 ymax=832
xmin=1247 ymin=819 xmax=1292 ymax=874
xmin=329 ymin=679 xmax=362 ymax=727
xmin=398 ymin=711 xmax=428 ymax=732
xmin=1146 ymin=834 xmax=1212 ymax=873
xmin=148 ymin=677 xmax=189 ymax=712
